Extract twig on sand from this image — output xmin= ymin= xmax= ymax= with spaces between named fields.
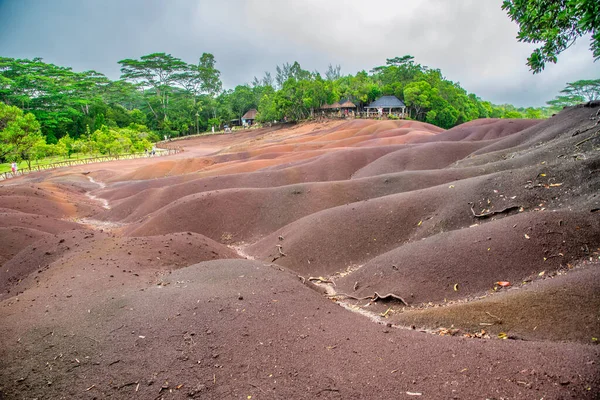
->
xmin=575 ymin=131 xmax=599 ymax=147
xmin=276 ymin=245 xmax=286 ymax=256
xmin=66 ymin=364 xmax=80 ymax=372
xmin=316 ymin=387 xmax=340 ymax=395
xmin=249 ymin=383 xmax=266 ymax=393
xmin=83 ymin=336 xmax=100 ymax=344
xmin=329 ymin=292 xmax=408 ymax=306
xmin=109 ymin=324 xmax=125 ymax=334
xmin=308 ymin=276 xmax=334 ymax=284
xmin=41 ymin=330 xmax=54 ymax=339
xmin=469 ymin=203 xmax=520 ymax=219
xmin=485 ymin=311 xmax=502 ymax=322
xmin=116 ymin=381 xmax=138 ymax=390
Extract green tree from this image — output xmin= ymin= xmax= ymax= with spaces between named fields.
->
xmin=129 ymin=109 xmax=147 ymax=125
xmin=174 ymin=53 xmax=222 ymax=134
xmin=404 ymin=81 xmax=436 ymax=120
xmin=547 ymin=94 xmax=585 ymax=110
xmin=230 ymin=85 xmax=256 ymax=122
xmin=0 ymin=102 xmax=46 ymax=167
xmin=560 ymin=78 xmax=600 ymax=101
xmin=502 ymin=0 xmax=600 ymax=73
xmin=426 ymin=99 xmax=459 ymax=128
xmin=56 ymin=134 xmax=75 ymax=158
xmin=118 ymin=53 xmax=187 ymax=124
xmin=524 ymin=107 xmax=543 ymax=119
xmin=546 ymin=78 xmax=599 ymax=111
xmin=91 ymin=126 xmax=122 ymax=156
xmin=256 ymin=86 xmax=281 ymax=123
xmin=504 ymin=110 xmax=523 ymax=119
xmin=325 ymin=64 xmax=341 ymax=81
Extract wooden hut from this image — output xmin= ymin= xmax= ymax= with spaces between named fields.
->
xmin=364 ymin=96 xmax=406 ymax=118
xmin=339 ymin=99 xmax=356 ymax=117
xmin=321 ymin=100 xmax=357 ymax=118
xmin=241 ymin=109 xmax=258 ymax=126
xmin=320 ymin=101 xmax=340 ymax=118
xmin=339 ymin=99 xmax=356 ymax=109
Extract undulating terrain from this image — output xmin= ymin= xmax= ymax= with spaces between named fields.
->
xmin=1 ymin=104 xmax=599 ymax=399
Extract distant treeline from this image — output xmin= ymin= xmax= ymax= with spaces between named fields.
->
xmin=0 ymin=100 xmax=158 ymax=167
xmin=1 ymin=54 xmax=598 ymax=147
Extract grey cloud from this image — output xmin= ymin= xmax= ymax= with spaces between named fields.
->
xmin=0 ymin=0 xmax=598 ymax=107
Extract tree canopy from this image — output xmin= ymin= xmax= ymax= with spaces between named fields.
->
xmin=502 ymin=0 xmax=600 ymax=73
xmin=546 ymin=78 xmax=600 ymax=110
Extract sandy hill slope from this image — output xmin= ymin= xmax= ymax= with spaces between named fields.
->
xmin=0 ymin=106 xmax=599 ymax=399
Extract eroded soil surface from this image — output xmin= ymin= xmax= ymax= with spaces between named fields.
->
xmin=1 ymin=109 xmax=599 ymax=399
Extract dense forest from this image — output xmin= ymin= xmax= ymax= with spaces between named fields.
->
xmin=0 ymin=53 xmax=598 ymax=165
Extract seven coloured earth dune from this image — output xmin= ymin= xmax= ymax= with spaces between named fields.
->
xmin=1 ymin=108 xmax=599 ymax=399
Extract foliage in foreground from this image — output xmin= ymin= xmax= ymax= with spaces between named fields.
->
xmin=502 ymin=0 xmax=600 ymax=73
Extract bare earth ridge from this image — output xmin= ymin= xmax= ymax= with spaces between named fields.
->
xmin=0 ymin=108 xmax=599 ymax=399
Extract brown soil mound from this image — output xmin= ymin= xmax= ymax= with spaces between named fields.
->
xmin=352 ymin=141 xmax=492 ymax=178
xmin=0 ymin=260 xmax=596 ymax=399
xmin=0 ymin=211 xmax=81 ymax=234
xmin=333 ymin=210 xmax=598 ymax=305
xmin=0 ymin=181 xmax=101 ymax=218
xmin=122 ymin=170 xmax=483 ymax=240
xmin=0 ymin=229 xmax=239 ymax=299
xmin=98 ymin=145 xmax=406 ymax=222
xmin=246 ymin=154 xmax=599 ymax=277
xmin=0 ymin=211 xmax=83 ymax=266
xmin=388 ymin=261 xmax=600 ymax=343
xmin=0 ymin=227 xmax=51 ymax=267
xmin=408 ymin=118 xmax=541 ymax=143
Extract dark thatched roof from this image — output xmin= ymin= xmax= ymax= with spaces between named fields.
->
xmin=242 ymin=109 xmax=258 ymax=120
xmin=321 ymin=101 xmax=342 ymax=110
xmin=365 ymin=96 xmax=405 ymax=108
xmin=339 ymin=99 xmax=356 ymax=108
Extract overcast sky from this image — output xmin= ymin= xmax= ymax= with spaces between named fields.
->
xmin=0 ymin=0 xmax=598 ymax=107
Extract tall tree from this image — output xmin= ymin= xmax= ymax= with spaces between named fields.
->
xmin=197 ymin=53 xmax=222 ymax=96
xmin=275 ymin=62 xmax=293 ymax=88
xmin=547 ymin=95 xmax=585 ymax=109
xmin=502 ymin=0 xmax=600 ymax=73
xmin=230 ymin=85 xmax=256 ymax=122
xmin=118 ymin=53 xmax=187 ymax=124
xmin=560 ymin=78 xmax=600 ymax=101
xmin=325 ymin=64 xmax=341 ymax=81
xmin=262 ymin=72 xmax=274 ymax=88
xmin=174 ymin=53 xmax=222 ymax=134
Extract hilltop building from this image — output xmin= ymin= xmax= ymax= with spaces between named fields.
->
xmin=365 ymin=95 xmax=406 ymax=118
xmin=242 ymin=109 xmax=258 ymax=126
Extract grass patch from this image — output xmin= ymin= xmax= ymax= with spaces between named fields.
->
xmin=1 ymin=153 xmax=109 ymax=173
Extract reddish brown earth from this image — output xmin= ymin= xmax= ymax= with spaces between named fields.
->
xmin=1 ymin=108 xmax=599 ymax=399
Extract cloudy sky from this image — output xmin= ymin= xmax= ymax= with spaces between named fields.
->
xmin=0 ymin=0 xmax=598 ymax=107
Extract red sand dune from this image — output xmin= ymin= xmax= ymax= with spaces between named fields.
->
xmin=1 ymin=107 xmax=599 ymax=399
